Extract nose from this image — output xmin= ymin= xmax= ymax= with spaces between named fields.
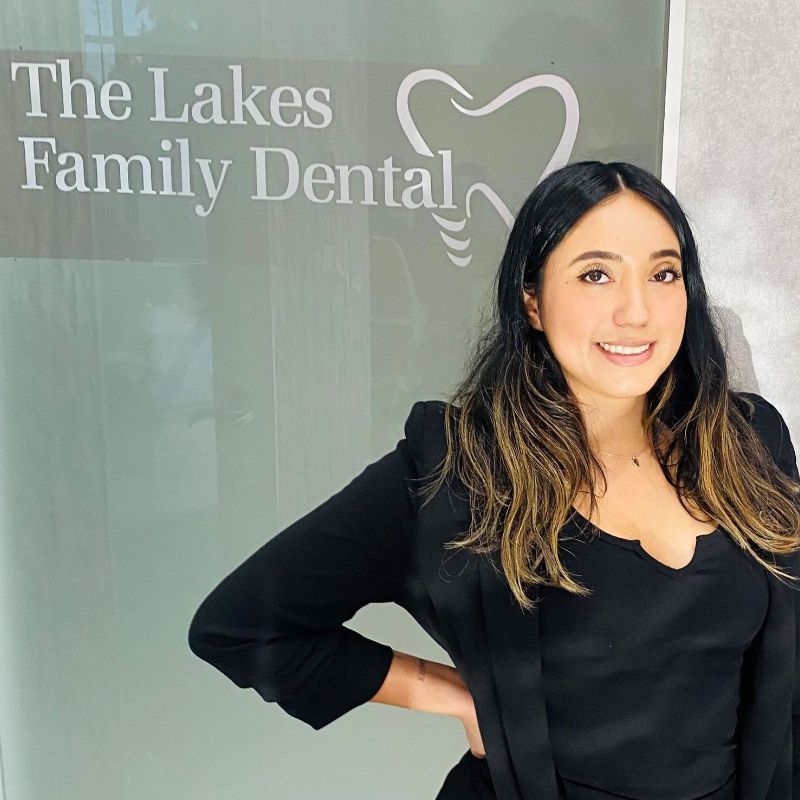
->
xmin=613 ymin=277 xmax=650 ymax=326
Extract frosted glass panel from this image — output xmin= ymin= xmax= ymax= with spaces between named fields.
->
xmin=0 ymin=1 xmax=670 ymax=798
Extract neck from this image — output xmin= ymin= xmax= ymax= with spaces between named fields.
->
xmin=574 ymin=392 xmax=651 ymax=457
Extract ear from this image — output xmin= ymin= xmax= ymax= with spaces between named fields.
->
xmin=522 ymin=287 xmax=544 ymax=332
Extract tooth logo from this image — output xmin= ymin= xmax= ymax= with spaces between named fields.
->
xmin=396 ymin=69 xmax=580 ymax=267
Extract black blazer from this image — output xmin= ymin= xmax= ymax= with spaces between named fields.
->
xmin=188 ymin=392 xmax=800 ymax=799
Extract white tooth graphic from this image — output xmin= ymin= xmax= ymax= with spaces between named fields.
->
xmin=396 ymin=69 xmax=580 ymax=267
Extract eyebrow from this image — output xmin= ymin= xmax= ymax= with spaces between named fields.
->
xmin=567 ymin=249 xmax=682 ymax=266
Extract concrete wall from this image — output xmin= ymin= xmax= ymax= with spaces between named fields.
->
xmin=676 ymin=1 xmax=800 ymax=433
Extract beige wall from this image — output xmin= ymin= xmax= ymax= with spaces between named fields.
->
xmin=676 ymin=1 xmax=800 ymax=435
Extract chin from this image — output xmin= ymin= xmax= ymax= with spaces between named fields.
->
xmin=598 ymin=371 xmax=662 ymax=394
xmin=566 ymin=377 xmax=650 ymax=403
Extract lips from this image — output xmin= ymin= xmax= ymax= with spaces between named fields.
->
xmin=594 ymin=341 xmax=655 ymax=366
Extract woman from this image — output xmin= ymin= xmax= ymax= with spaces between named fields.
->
xmin=188 ymin=161 xmax=800 ymax=799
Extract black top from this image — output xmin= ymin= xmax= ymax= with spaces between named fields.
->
xmin=539 ymin=510 xmax=769 ymax=800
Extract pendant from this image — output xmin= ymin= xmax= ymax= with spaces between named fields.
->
xmin=632 ymin=457 xmax=640 ymax=467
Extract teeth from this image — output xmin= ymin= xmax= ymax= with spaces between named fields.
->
xmin=598 ymin=342 xmax=651 ymax=355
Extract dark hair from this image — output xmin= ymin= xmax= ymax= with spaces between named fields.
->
xmin=419 ymin=160 xmax=800 ymax=611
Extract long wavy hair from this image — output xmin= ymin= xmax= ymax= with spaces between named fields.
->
xmin=418 ymin=160 xmax=800 ymax=612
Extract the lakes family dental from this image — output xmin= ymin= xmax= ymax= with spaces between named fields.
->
xmin=10 ymin=58 xmax=459 ymax=218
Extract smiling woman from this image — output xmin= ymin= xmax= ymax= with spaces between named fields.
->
xmin=408 ymin=160 xmax=800 ymax=796
xmin=189 ymin=160 xmax=800 ymax=800
xmin=523 ymin=191 xmax=688 ymax=398
xmin=442 ymin=162 xmax=800 ymax=608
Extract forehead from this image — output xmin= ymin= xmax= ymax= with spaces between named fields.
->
xmin=552 ymin=192 xmax=680 ymax=259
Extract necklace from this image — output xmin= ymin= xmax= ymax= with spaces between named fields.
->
xmin=591 ymin=420 xmax=667 ymax=468
xmin=595 ymin=443 xmax=650 ymax=467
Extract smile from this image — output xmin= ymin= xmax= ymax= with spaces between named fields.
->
xmin=594 ymin=341 xmax=655 ymax=365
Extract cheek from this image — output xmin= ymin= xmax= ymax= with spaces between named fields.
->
xmin=558 ymin=296 xmax=605 ymax=340
xmin=546 ymin=298 xmax=602 ymax=355
xmin=658 ymin=293 xmax=688 ymax=334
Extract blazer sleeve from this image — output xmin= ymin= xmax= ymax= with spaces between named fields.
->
xmin=748 ymin=393 xmax=800 ymax=789
xmin=737 ymin=392 xmax=796 ymax=481
xmin=771 ymin=404 xmax=800 ymax=796
xmin=187 ymin=401 xmax=428 ymax=731
xmin=773 ymin=408 xmax=800 ymax=793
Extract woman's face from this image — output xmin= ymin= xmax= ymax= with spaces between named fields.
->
xmin=523 ymin=190 xmax=687 ymax=405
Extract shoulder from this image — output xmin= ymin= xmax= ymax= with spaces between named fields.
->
xmin=734 ymin=390 xmax=797 ymax=479
xmin=402 ymin=400 xmax=460 ymax=478
xmin=734 ymin=389 xmax=789 ymax=440
xmin=734 ymin=390 xmax=784 ymax=429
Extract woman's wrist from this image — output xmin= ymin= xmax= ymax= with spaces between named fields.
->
xmin=411 ymin=656 xmax=473 ymax=720
xmin=370 ymin=650 xmax=473 ymax=720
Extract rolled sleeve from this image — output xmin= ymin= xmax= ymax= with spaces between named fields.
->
xmin=188 ymin=422 xmax=422 ymax=730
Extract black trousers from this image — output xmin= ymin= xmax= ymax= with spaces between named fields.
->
xmin=556 ymin=770 xmax=737 ymax=799
xmin=435 ymin=749 xmax=496 ymax=800
xmin=435 ymin=750 xmax=737 ymax=800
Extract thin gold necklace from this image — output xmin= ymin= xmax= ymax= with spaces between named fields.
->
xmin=594 ymin=433 xmax=655 ymax=468
xmin=592 ymin=417 xmax=668 ymax=468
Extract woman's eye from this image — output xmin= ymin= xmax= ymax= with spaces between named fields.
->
xmin=578 ymin=268 xmax=609 ymax=284
xmin=654 ymin=267 xmax=683 ymax=282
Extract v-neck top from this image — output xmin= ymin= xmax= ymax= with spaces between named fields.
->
xmin=538 ymin=510 xmax=770 ymax=800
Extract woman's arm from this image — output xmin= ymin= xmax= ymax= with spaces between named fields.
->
xmin=187 ymin=431 xmax=418 ymax=730
xmin=371 ymin=650 xmax=485 ymax=756
xmin=188 ymin=403 xmax=453 ymax=733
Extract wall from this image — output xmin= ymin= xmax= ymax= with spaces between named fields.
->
xmin=676 ymin=1 xmax=799 ymax=434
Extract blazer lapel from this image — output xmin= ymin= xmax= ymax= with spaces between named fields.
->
xmin=477 ymin=551 xmax=562 ymax=800
xmin=415 ymin=476 xmax=561 ymax=800
xmin=736 ymin=562 xmax=796 ymax=798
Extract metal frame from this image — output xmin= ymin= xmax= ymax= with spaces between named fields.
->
xmin=661 ymin=0 xmax=686 ymax=193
